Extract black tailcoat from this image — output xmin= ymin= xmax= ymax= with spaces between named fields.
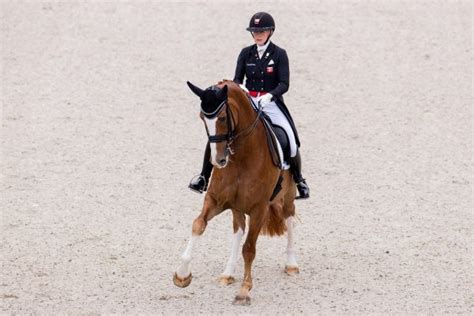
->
xmin=233 ymin=42 xmax=300 ymax=147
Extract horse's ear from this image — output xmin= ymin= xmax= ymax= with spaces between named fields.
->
xmin=216 ymin=84 xmax=228 ymax=100
xmin=187 ymin=81 xmax=204 ymax=98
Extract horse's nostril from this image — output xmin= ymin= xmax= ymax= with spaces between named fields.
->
xmin=219 ymin=158 xmax=226 ymax=165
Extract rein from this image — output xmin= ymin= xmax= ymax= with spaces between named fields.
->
xmin=231 ymin=101 xmax=263 ymax=143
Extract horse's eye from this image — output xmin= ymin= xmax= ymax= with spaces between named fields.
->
xmin=218 ymin=116 xmax=226 ymax=122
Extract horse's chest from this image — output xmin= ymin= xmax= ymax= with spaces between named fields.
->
xmin=230 ymin=179 xmax=270 ymax=211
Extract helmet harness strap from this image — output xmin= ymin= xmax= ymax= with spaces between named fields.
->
xmin=250 ymin=30 xmax=273 ymax=45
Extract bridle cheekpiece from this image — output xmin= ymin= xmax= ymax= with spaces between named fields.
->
xmin=201 ymin=98 xmax=236 ymax=156
xmin=199 ymin=86 xmax=264 ymax=159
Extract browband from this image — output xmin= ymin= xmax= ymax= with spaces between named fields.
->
xmin=201 ymin=99 xmax=227 ymax=118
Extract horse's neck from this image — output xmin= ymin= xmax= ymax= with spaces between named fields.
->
xmin=233 ymin=97 xmax=265 ymax=152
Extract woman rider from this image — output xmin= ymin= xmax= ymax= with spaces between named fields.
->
xmin=188 ymin=11 xmax=310 ymax=199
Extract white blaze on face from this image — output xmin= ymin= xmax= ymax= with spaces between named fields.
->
xmin=204 ymin=117 xmax=218 ymax=165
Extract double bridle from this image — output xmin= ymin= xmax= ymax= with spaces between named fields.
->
xmin=202 ymin=97 xmax=263 ymax=156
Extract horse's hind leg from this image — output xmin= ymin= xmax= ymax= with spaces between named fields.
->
xmin=173 ymin=195 xmax=222 ymax=288
xmin=281 ymin=182 xmax=299 ymax=275
xmin=219 ymin=210 xmax=245 ymax=285
xmin=284 ymin=215 xmax=300 ymax=275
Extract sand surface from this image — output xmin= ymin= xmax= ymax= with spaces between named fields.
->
xmin=1 ymin=0 xmax=472 ymax=314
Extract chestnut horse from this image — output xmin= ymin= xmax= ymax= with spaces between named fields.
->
xmin=173 ymin=80 xmax=299 ymax=305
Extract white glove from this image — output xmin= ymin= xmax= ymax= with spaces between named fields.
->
xmin=257 ymin=93 xmax=273 ymax=107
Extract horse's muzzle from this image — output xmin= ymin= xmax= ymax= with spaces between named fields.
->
xmin=214 ymin=156 xmax=228 ymax=168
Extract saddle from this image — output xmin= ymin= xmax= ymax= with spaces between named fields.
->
xmin=244 ymin=94 xmax=291 ymax=201
xmin=247 ymin=96 xmax=291 ymax=170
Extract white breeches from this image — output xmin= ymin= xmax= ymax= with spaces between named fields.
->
xmin=251 ymin=96 xmax=298 ymax=157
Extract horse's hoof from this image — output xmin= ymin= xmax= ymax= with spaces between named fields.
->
xmin=218 ymin=275 xmax=236 ymax=286
xmin=233 ymin=295 xmax=251 ymax=306
xmin=284 ymin=265 xmax=300 ymax=275
xmin=173 ymin=272 xmax=192 ymax=288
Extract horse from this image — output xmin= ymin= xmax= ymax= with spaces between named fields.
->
xmin=173 ymin=80 xmax=299 ymax=305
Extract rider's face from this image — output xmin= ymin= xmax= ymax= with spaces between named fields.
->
xmin=252 ymin=30 xmax=271 ymax=45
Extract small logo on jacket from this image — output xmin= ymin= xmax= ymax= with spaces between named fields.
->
xmin=266 ymin=67 xmax=274 ymax=73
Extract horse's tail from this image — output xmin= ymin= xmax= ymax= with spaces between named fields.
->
xmin=260 ymin=203 xmax=287 ymax=237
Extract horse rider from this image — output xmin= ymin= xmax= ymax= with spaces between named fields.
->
xmin=189 ymin=11 xmax=310 ymax=199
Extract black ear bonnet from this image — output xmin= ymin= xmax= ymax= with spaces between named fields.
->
xmin=186 ymin=81 xmax=228 ymax=118
xmin=200 ymin=86 xmax=228 ymax=118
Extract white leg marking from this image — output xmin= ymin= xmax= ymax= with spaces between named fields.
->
xmin=286 ymin=217 xmax=298 ymax=267
xmin=222 ymin=228 xmax=244 ymax=276
xmin=176 ymin=235 xmax=199 ymax=278
xmin=204 ymin=117 xmax=217 ymax=165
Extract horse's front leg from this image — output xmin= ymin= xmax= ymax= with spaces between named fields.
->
xmin=219 ymin=210 xmax=246 ymax=285
xmin=173 ymin=195 xmax=222 ymax=288
xmin=233 ymin=205 xmax=266 ymax=305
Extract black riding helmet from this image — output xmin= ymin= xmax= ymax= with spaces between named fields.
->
xmin=246 ymin=12 xmax=275 ymax=32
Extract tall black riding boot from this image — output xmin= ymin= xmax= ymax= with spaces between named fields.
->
xmin=289 ymin=150 xmax=310 ymax=199
xmin=188 ymin=142 xmax=214 ymax=193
